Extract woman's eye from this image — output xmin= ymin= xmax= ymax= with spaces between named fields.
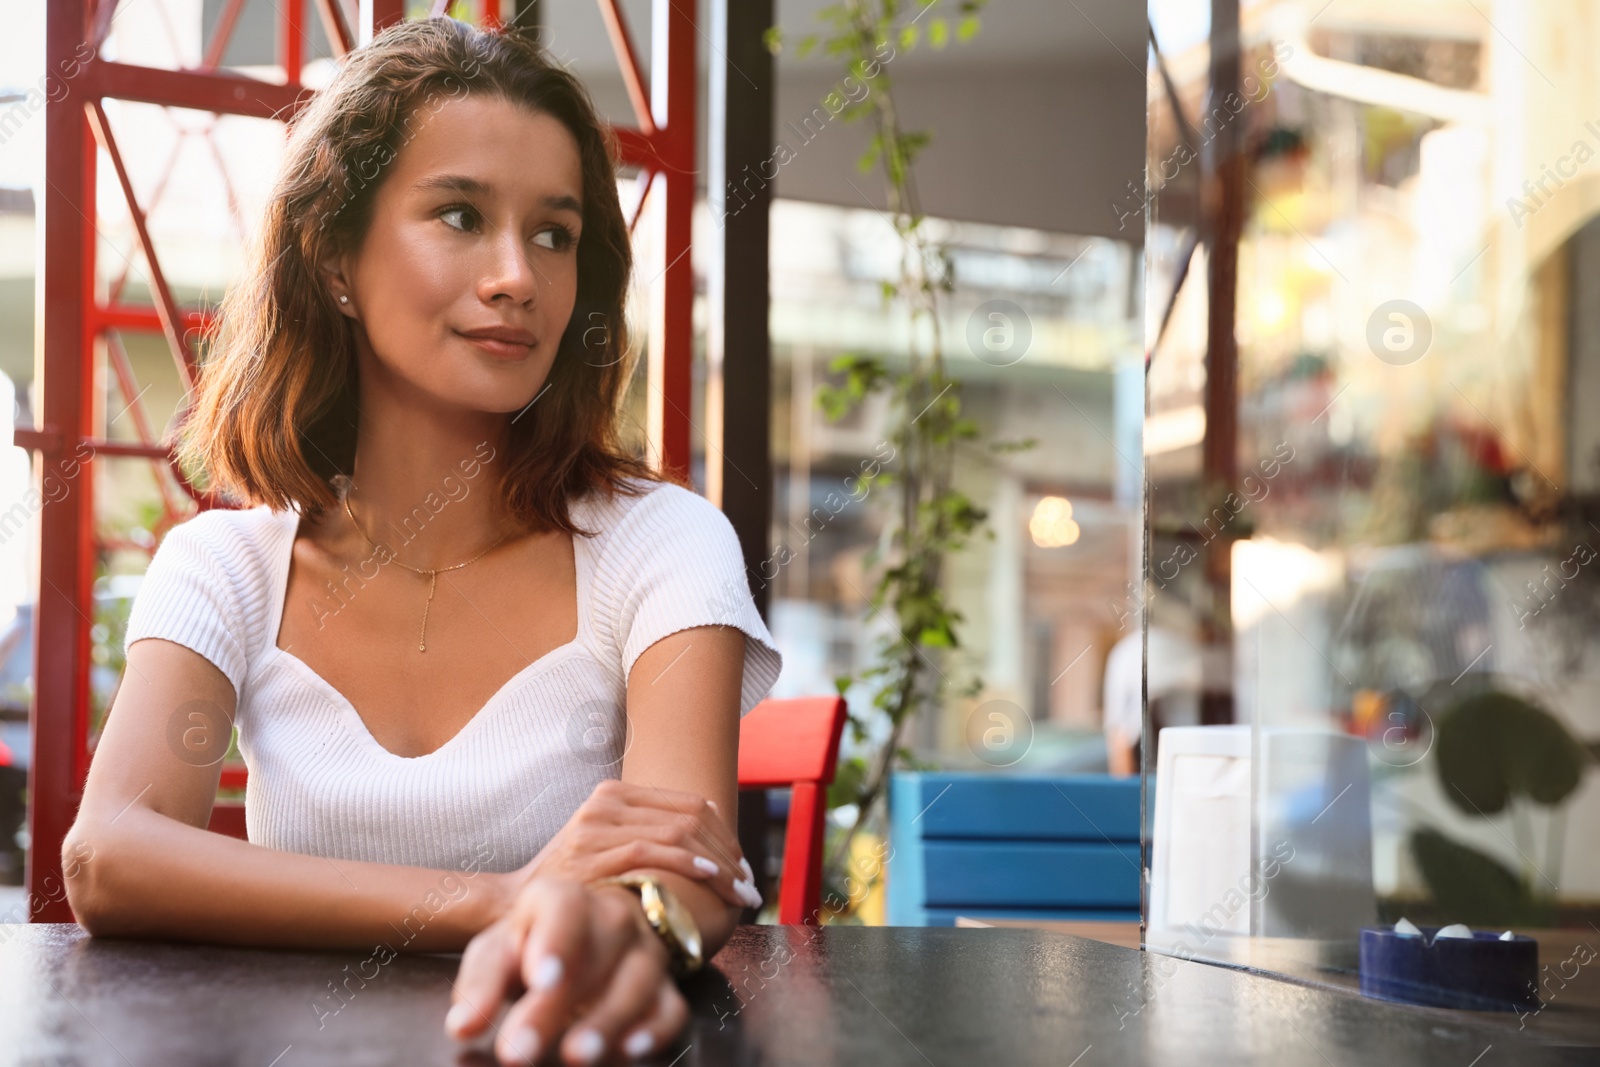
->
xmin=532 ymin=226 xmax=576 ymax=252
xmin=439 ymin=205 xmax=478 ymax=232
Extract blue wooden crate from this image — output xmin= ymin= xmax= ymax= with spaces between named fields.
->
xmin=887 ymin=772 xmax=1144 ymax=927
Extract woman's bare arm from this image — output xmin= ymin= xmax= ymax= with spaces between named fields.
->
xmin=616 ymin=624 xmax=752 ymax=955
xmin=62 ymin=638 xmax=514 ymax=952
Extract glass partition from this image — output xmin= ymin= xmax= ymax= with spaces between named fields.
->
xmin=1143 ymin=0 xmax=1600 ymax=1022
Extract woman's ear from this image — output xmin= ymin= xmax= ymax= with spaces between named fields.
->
xmin=321 ymin=258 xmax=357 ymax=318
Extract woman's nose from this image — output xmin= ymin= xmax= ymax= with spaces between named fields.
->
xmin=479 ymin=222 xmax=540 ymax=306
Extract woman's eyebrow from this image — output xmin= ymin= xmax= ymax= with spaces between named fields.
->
xmin=412 ymin=174 xmax=582 ymax=215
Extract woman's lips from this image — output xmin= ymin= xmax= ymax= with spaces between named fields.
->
xmin=456 ymin=331 xmax=535 ymax=361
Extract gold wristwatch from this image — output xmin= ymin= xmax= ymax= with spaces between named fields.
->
xmin=589 ymin=873 xmax=704 ymax=978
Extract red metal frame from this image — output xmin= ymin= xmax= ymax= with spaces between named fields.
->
xmin=24 ymin=0 xmax=698 ymax=922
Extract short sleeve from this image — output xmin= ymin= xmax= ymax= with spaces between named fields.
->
xmin=124 ymin=515 xmax=251 ymax=695
xmin=600 ymin=484 xmax=783 ymax=716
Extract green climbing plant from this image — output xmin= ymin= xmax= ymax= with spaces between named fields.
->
xmin=766 ymin=0 xmax=1035 ymax=911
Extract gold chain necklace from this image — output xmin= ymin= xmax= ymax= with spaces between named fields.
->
xmin=342 ymin=490 xmax=511 ymax=652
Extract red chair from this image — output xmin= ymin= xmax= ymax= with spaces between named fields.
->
xmin=207 ymin=695 xmax=848 ymax=925
xmin=736 ymin=695 xmax=847 ymax=925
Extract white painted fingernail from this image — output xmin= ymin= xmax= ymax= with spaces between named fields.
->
xmin=569 ymin=1028 xmax=604 ymax=1064
xmin=734 ymin=877 xmax=763 ymax=908
xmin=624 ymin=1029 xmax=655 ymax=1058
xmin=444 ymin=1001 xmax=476 ymax=1036
xmin=504 ymin=1025 xmax=540 ymax=1064
xmin=693 ymin=855 xmax=719 ymax=876
xmin=532 ymin=954 xmax=563 ymax=992
xmin=738 ymin=857 xmax=754 ymax=881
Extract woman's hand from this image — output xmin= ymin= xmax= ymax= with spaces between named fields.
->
xmin=509 ymin=779 xmax=760 ymax=914
xmin=447 ymin=876 xmax=690 ymax=1065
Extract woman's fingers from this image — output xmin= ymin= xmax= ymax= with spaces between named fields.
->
xmin=594 ymin=781 xmax=745 ymax=867
xmin=494 ymin=883 xmax=652 ymax=1066
xmin=450 ymin=877 xmax=697 ymax=1066
xmin=588 ymin=786 xmax=755 ymax=901
xmin=593 ymin=841 xmax=756 ymax=910
xmin=490 ymin=880 xmax=602 ymax=1065
xmin=445 ymin=920 xmax=522 ymax=1040
xmin=560 ymin=945 xmax=671 ymax=1064
xmin=616 ymin=981 xmax=690 ymax=1062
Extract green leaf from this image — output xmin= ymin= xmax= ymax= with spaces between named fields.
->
xmin=917 ymin=620 xmax=956 ymax=647
xmin=1435 ymin=689 xmax=1589 ymax=814
xmin=827 ymin=755 xmax=870 ymax=809
xmin=898 ymin=23 xmax=919 ymax=51
xmin=900 ymin=129 xmax=932 ymax=166
xmin=1410 ymin=827 xmax=1555 ymax=927
xmin=796 ymin=33 xmax=819 ymax=58
xmin=956 ymin=14 xmax=981 ymax=41
xmin=989 ymin=437 xmax=1039 ymax=453
xmin=857 ymin=134 xmax=883 ymax=175
xmin=928 ymin=17 xmax=949 ymax=48
xmin=762 ymin=25 xmax=783 ymax=54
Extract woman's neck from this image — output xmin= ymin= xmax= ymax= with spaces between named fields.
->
xmin=344 ymin=391 xmax=519 ymax=572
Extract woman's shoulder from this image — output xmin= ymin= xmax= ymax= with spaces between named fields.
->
xmin=577 ymin=476 xmax=736 ymax=560
xmin=162 ymin=504 xmax=297 ymax=567
xmin=128 ymin=504 xmax=297 ymax=693
xmin=147 ymin=504 xmax=298 ymax=611
xmin=170 ymin=502 xmax=295 ymax=541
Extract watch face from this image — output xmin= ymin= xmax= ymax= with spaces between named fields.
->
xmin=658 ymin=885 xmax=702 ymax=960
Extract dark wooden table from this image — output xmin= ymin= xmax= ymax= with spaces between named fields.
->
xmin=2 ymin=923 xmax=1594 ymax=1066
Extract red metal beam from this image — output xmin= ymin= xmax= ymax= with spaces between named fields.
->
xmin=597 ymin=0 xmax=656 ymax=136
xmin=94 ymin=301 xmax=212 ymax=337
xmin=645 ymin=0 xmax=695 ymax=483
xmin=200 ymin=0 xmax=248 ymax=71
xmin=87 ymin=59 xmax=310 ymax=121
xmin=14 ymin=435 xmax=173 ymax=460
xmin=627 ymin=167 xmax=655 ymax=233
xmin=370 ymin=0 xmax=405 ymax=38
xmin=31 ymin=0 xmax=97 ymax=924
xmin=611 ymin=125 xmax=671 ymax=173
xmin=88 ymin=0 xmax=118 ymax=50
xmin=85 ymin=100 xmax=198 ymax=392
xmin=282 ymin=0 xmax=304 ymax=84
xmin=311 ymin=0 xmax=356 ymax=58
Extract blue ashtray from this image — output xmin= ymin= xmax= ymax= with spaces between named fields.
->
xmin=1359 ymin=925 xmax=1539 ymax=1011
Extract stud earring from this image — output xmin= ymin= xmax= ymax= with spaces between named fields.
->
xmin=338 ymin=295 xmax=349 ymax=304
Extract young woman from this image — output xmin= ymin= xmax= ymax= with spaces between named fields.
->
xmin=60 ymin=18 xmax=782 ymax=1067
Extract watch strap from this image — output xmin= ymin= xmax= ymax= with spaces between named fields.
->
xmin=589 ymin=874 xmax=703 ymax=978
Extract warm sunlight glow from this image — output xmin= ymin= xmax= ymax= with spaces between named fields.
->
xmin=1030 ymin=496 xmax=1080 ymax=548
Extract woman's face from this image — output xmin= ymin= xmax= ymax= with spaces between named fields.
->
xmin=326 ymin=93 xmax=585 ymax=416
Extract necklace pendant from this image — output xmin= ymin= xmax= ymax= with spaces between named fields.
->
xmin=343 ymin=490 xmax=510 ymax=656
xmin=418 ymin=569 xmax=438 ymax=653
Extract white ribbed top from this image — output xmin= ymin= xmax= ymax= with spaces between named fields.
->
xmin=123 ymin=477 xmax=783 ymax=874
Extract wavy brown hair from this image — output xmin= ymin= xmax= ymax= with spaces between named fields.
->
xmin=177 ymin=17 xmax=676 ymax=535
